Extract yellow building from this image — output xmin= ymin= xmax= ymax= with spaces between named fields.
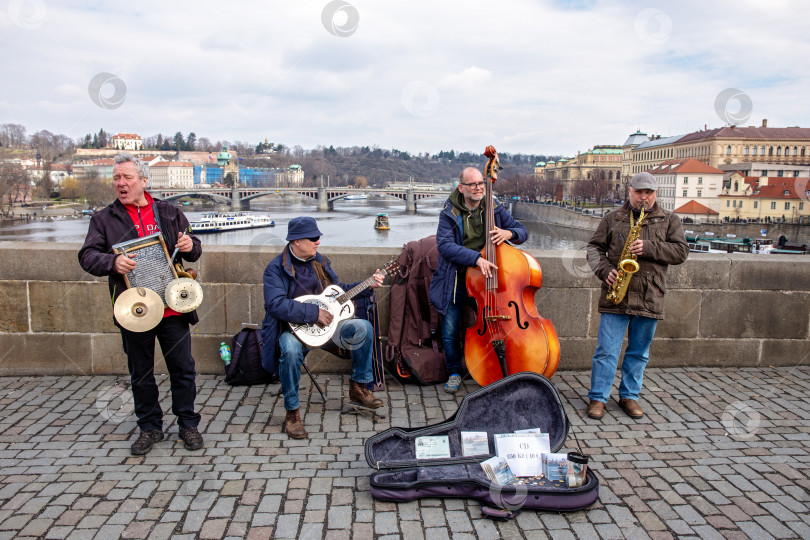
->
xmin=719 ymin=173 xmax=810 ymax=223
xmin=674 ymin=121 xmax=810 ymax=168
xmin=534 ymin=145 xmax=622 ymax=198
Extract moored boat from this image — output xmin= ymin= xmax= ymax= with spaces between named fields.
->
xmin=190 ymin=212 xmax=275 ymax=234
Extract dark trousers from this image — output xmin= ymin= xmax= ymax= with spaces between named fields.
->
xmin=120 ymin=316 xmax=201 ymax=432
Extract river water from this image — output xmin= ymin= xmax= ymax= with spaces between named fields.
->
xmin=0 ymin=199 xmax=592 ymax=250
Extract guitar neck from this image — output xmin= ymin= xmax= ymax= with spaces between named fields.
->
xmin=337 ymin=271 xmax=387 ymax=304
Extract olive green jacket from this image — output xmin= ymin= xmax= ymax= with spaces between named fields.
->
xmin=587 ymin=202 xmax=688 ymax=319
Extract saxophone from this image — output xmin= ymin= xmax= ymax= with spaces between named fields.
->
xmin=606 ymin=204 xmax=646 ymax=305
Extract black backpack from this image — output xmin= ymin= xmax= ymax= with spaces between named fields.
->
xmin=225 ymin=325 xmax=279 ymax=386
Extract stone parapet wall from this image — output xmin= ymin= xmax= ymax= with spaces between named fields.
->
xmin=1 ymin=242 xmax=808 ymax=376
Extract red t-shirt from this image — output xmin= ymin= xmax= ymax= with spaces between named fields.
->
xmin=124 ymin=192 xmax=181 ymax=318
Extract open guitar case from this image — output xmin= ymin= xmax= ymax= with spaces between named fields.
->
xmin=364 ymin=372 xmax=599 ymax=519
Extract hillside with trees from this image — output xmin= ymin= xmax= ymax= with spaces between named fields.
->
xmin=2 ymin=123 xmax=567 ymax=212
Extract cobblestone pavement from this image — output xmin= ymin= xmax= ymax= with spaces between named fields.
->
xmin=0 ymin=366 xmax=808 ymax=539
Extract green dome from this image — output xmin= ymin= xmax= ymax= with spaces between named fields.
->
xmin=217 ymin=146 xmax=233 ymax=166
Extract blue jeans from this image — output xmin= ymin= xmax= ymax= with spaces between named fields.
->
xmin=442 ymin=297 xmax=466 ymax=375
xmin=277 ymin=319 xmax=374 ymax=411
xmin=588 ymin=313 xmax=658 ymax=403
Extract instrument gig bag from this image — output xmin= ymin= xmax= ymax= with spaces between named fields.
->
xmin=364 ymin=372 xmax=599 ymax=518
xmin=385 ymin=235 xmax=447 ymax=385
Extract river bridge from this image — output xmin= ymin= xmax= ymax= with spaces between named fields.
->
xmin=150 ymin=186 xmax=450 ymax=212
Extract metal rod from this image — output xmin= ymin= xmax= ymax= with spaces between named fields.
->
xmin=302 ymin=362 xmax=327 ymax=403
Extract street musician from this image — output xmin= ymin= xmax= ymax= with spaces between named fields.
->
xmin=585 ymin=172 xmax=688 ymax=420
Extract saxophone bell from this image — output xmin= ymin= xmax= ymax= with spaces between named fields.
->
xmin=618 ymin=259 xmax=640 ymax=273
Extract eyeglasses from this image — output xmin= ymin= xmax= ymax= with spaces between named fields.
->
xmin=461 ymin=182 xmax=486 ymax=189
xmin=307 ymin=236 xmax=321 ymax=242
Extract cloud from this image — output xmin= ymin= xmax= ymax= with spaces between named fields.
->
xmin=0 ymin=0 xmax=808 ymax=155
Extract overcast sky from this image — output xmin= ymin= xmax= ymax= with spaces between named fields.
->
xmin=1 ymin=0 xmax=808 ymax=156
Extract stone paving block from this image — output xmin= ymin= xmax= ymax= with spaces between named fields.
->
xmin=274 ymin=514 xmax=301 ymax=539
xmin=0 ymin=369 xmax=807 ymax=538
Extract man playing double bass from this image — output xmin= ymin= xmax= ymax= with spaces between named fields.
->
xmin=429 ymin=167 xmax=528 ymax=394
xmin=585 ymin=172 xmax=688 ymax=420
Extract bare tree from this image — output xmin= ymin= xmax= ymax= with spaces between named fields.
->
xmin=581 ymin=170 xmax=611 ymax=206
xmin=34 ymin=162 xmax=54 ymax=198
xmin=0 ymin=123 xmax=27 ymax=148
xmin=81 ymin=170 xmax=115 ymax=209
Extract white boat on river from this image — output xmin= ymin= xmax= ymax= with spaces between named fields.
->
xmin=190 ymin=212 xmax=275 ymax=234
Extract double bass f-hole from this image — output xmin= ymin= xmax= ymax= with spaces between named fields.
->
xmin=507 ymin=301 xmax=528 ymax=329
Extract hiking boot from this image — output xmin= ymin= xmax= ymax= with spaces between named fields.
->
xmin=619 ymin=398 xmax=643 ymax=419
xmin=283 ymin=408 xmax=307 ymax=439
xmin=131 ymin=430 xmax=164 ymax=455
xmin=178 ymin=426 xmax=204 ymax=451
xmin=349 ymin=381 xmax=384 ymax=409
xmin=587 ymin=400 xmax=605 ymax=420
xmin=444 ymin=374 xmax=462 ymax=394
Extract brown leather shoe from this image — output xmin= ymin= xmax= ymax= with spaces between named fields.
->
xmin=349 ymin=381 xmax=384 ymax=409
xmin=619 ymin=398 xmax=643 ymax=419
xmin=587 ymin=400 xmax=605 ymax=420
xmin=283 ymin=408 xmax=307 ymax=439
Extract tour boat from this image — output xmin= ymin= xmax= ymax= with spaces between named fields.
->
xmin=344 ymin=193 xmax=368 ymax=200
xmin=190 ymin=212 xmax=275 ymax=234
xmin=374 ymin=213 xmax=390 ymax=230
xmin=686 ymin=233 xmax=774 ymax=254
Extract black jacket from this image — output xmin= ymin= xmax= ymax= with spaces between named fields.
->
xmin=78 ymin=196 xmax=202 ymax=326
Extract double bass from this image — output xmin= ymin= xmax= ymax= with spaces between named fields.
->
xmin=464 ymin=145 xmax=560 ymax=386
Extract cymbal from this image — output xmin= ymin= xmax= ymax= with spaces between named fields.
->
xmin=114 ymin=287 xmax=163 ymax=332
xmin=165 ymin=278 xmax=203 ymax=313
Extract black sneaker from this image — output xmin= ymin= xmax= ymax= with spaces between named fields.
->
xmin=131 ymin=430 xmax=164 ymax=455
xmin=179 ymin=426 xmax=204 ymax=451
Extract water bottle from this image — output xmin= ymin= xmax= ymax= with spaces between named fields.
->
xmin=219 ymin=342 xmax=231 ymax=366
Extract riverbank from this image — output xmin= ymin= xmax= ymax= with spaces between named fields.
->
xmin=512 ymin=201 xmax=810 ymax=244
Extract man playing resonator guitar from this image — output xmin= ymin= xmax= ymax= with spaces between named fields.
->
xmin=261 ymin=217 xmax=387 ymax=439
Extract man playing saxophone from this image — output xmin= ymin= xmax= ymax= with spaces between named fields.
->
xmin=585 ymin=172 xmax=688 ymax=420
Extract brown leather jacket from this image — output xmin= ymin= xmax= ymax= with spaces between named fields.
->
xmin=587 ymin=202 xmax=688 ymax=319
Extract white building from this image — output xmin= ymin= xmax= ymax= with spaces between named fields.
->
xmin=148 ymin=161 xmax=194 ymax=189
xmin=648 ymin=158 xmax=725 ymax=213
xmin=109 ymin=133 xmax=143 ymax=151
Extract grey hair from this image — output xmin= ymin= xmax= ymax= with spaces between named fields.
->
xmin=113 ymin=152 xmax=149 ymax=180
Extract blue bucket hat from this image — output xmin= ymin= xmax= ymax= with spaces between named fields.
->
xmin=286 ymin=216 xmax=323 ymax=241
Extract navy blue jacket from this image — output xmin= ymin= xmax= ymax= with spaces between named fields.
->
xmin=261 ymin=245 xmax=369 ymax=374
xmin=428 ymin=197 xmax=528 ymax=315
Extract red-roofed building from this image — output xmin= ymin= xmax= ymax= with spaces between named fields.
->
xmin=22 ymin=163 xmax=73 ymax=190
xmin=148 ymin=161 xmax=193 ymax=188
xmin=72 ymin=158 xmax=115 ymax=179
xmin=109 ymin=133 xmax=143 ymax=151
xmin=647 ymin=158 xmax=725 ymax=213
xmin=673 ymin=200 xmax=719 ymax=223
xmin=720 ymin=175 xmax=810 ymax=223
